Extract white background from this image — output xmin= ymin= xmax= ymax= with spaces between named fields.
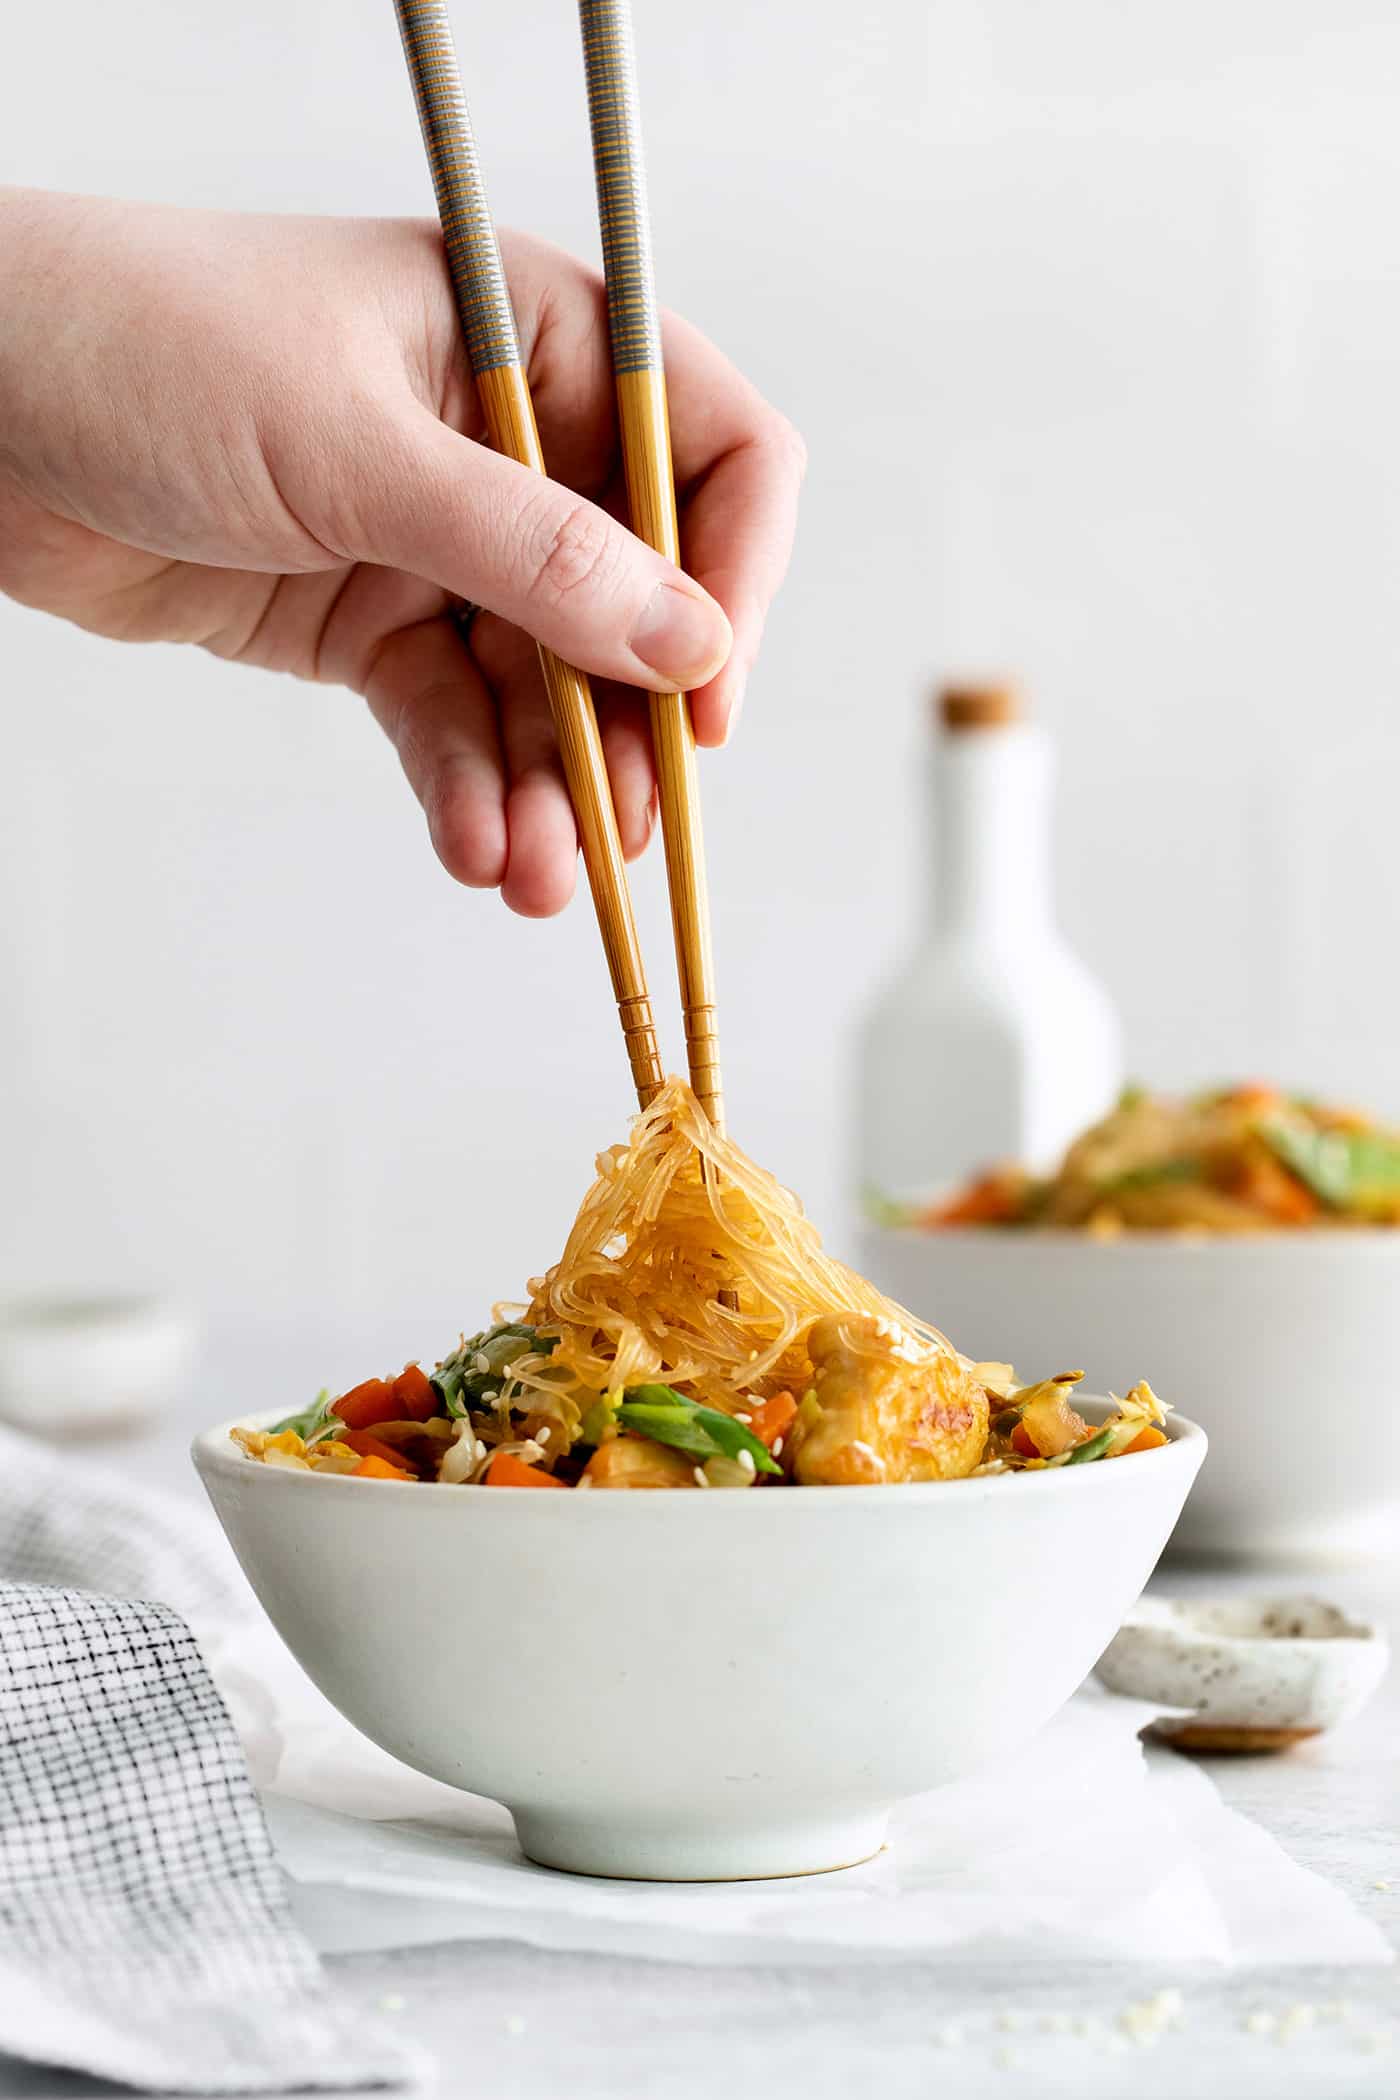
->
xmin=4 ymin=1 xmax=1399 ymax=1353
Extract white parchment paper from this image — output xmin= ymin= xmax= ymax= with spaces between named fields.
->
xmin=206 ymin=1618 xmax=1392 ymax=1971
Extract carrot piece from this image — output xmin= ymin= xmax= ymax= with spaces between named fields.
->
xmin=351 ymin=1453 xmax=413 ymax=1481
xmin=1225 ymin=1082 xmax=1281 ymax=1112
xmin=484 ymin=1452 xmax=569 ymax=1489
xmin=389 ymin=1363 xmax=438 ymax=1422
xmin=341 ymin=1428 xmax=415 ymax=1470
xmin=746 ymin=1391 xmax=798 ymax=1451
xmin=922 ymin=1172 xmax=1023 ymax=1228
xmin=1122 ymin=1425 xmax=1168 ymax=1454
xmin=332 ymin=1378 xmax=398 ymax=1430
xmin=1011 ymin=1422 xmax=1039 ymax=1459
xmin=1234 ymin=1153 xmax=1320 ymax=1225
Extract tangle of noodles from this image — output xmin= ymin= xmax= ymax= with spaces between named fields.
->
xmin=500 ymin=1075 xmax=958 ymax=1437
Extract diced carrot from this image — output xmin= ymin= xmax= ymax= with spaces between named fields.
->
xmin=1225 ymin=1082 xmax=1281 ymax=1112
xmin=1011 ymin=1421 xmax=1039 ymax=1459
xmin=1234 ymin=1153 xmax=1319 ymax=1225
xmin=342 ymin=1428 xmax=414 ymax=1470
xmin=332 ymin=1378 xmax=398 ymax=1430
xmin=390 ymin=1363 xmax=438 ymax=1422
xmin=484 ymin=1451 xmax=569 ymax=1489
xmin=1122 ymin=1425 xmax=1168 ymax=1454
xmin=928 ymin=1174 xmax=1022 ymax=1227
xmin=351 ymin=1453 xmax=413 ymax=1481
xmin=746 ymin=1391 xmax=798 ymax=1450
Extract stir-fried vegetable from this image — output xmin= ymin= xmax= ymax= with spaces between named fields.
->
xmin=234 ymin=1338 xmax=1169 ymax=1490
xmin=612 ymin=1387 xmax=781 ymax=1475
xmin=232 ymin=1084 xmax=1173 ymax=1493
xmin=887 ymin=1084 xmax=1400 ymax=1234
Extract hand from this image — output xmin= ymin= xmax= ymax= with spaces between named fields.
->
xmin=0 ymin=190 xmax=803 ymax=914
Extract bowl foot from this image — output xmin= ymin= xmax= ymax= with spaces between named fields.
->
xmin=511 ymin=1808 xmax=889 ymax=1883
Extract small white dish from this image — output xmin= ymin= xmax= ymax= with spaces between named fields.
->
xmin=0 ymin=1294 xmax=196 ymax=1435
xmin=1095 ymin=1595 xmax=1390 ymax=1751
xmin=194 ymin=1400 xmax=1204 ymax=1882
xmin=861 ymin=1225 xmax=1400 ymax=1561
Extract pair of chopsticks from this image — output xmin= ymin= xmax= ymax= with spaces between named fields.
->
xmin=393 ymin=0 xmax=725 ymax=1133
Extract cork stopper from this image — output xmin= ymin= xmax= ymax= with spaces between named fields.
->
xmin=937 ymin=682 xmax=1021 ymax=732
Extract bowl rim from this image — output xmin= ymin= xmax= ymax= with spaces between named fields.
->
xmin=192 ymin=1400 xmax=1205 ymax=1508
xmin=1120 ymin=1594 xmax=1387 ymax=1652
xmin=862 ymin=1222 xmax=1400 ymax=1254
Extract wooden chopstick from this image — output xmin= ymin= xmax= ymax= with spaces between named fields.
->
xmin=577 ymin=0 xmax=727 ymax=1136
xmin=393 ymin=0 xmax=664 ymax=1110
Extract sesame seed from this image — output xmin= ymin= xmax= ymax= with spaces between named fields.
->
xmin=504 ymin=2013 xmax=526 ymax=2037
xmin=481 ymin=1388 xmax=498 ymax=1404
xmin=772 ymin=1436 xmax=784 ymax=1457
xmin=932 ymin=2023 xmax=962 ymax=2048
xmin=1116 ymin=1993 xmax=1177 ymax=2047
xmin=735 ymin=1412 xmax=752 ymax=1424
xmin=737 ymin=1449 xmax=756 ymax=1473
xmin=1245 ymin=2011 xmax=1275 ymax=2037
xmin=994 ymin=2046 xmax=1018 ymax=2071
xmin=378 ymin=1993 xmax=406 ymax=2013
xmin=536 ymin=1425 xmax=551 ymax=1445
xmin=693 ymin=1466 xmax=710 ymax=1488
xmin=997 ymin=2012 xmax=1022 ymax=2032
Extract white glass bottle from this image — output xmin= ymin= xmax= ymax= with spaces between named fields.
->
xmin=857 ymin=685 xmax=1122 ymax=1203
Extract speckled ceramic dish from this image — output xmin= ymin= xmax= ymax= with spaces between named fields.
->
xmin=1095 ymin=1595 xmax=1389 ymax=1751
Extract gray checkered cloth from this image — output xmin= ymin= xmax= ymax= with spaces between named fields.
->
xmin=0 ymin=1427 xmax=423 ymax=2093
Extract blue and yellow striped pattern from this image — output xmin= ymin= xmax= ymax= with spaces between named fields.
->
xmin=579 ymin=0 xmax=663 ymax=376
xmin=393 ymin=1 xmax=520 ymax=373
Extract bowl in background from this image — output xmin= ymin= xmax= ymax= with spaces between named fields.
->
xmin=0 ymin=1294 xmax=196 ymax=1436
xmin=861 ymin=1226 xmax=1400 ymax=1562
xmin=194 ymin=1401 xmax=1203 ymax=1882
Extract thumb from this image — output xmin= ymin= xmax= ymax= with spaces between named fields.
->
xmin=356 ymin=407 xmax=733 ymax=692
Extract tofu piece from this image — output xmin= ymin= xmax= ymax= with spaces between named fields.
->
xmin=792 ymin=1314 xmax=988 ymax=1485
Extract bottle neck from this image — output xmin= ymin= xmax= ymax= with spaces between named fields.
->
xmin=927 ymin=724 xmax=1056 ymax=939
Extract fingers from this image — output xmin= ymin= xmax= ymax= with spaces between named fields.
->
xmin=596 ymin=691 xmax=657 ymax=862
xmin=654 ymin=310 xmax=806 ymax=745
xmin=363 ymin=609 xmax=658 ymax=917
xmin=364 ymin=617 xmax=507 ymax=889
xmin=471 ymin=618 xmax=657 ymax=915
xmin=357 ymin=406 xmax=732 ymax=700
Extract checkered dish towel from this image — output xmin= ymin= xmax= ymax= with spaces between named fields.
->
xmin=0 ymin=1426 xmax=423 ymax=2093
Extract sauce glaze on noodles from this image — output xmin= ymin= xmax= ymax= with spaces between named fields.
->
xmin=498 ymin=1076 xmax=956 ymax=1442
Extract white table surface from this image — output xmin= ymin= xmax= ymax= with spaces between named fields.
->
xmin=2 ymin=1329 xmax=1396 ymax=2100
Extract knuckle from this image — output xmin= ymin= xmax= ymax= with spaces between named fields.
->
xmin=523 ymin=497 xmax=619 ymax=612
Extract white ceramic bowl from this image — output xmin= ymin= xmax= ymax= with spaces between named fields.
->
xmin=1096 ymin=1594 xmax=1390 ymax=1750
xmin=194 ymin=1403 xmax=1204 ymax=1882
xmin=861 ymin=1227 xmax=1400 ymax=1562
xmin=0 ymin=1294 xmax=196 ymax=1434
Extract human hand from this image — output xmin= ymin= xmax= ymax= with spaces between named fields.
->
xmin=0 ymin=190 xmax=803 ymax=914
